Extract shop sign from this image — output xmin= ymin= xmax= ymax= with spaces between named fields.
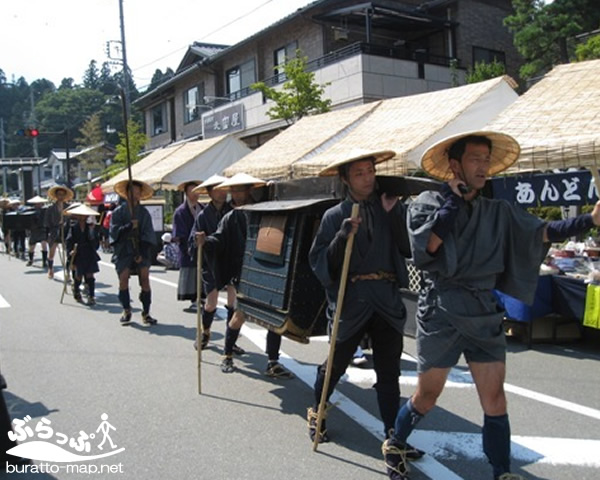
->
xmin=202 ymin=104 xmax=244 ymax=139
xmin=491 ymin=171 xmax=600 ymax=207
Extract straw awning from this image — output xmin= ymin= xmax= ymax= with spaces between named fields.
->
xmin=102 ymin=135 xmax=251 ymax=192
xmin=102 ymin=144 xmax=181 ymax=191
xmin=486 ymin=59 xmax=600 ymax=173
xmin=294 ymin=75 xmax=518 ymax=178
xmin=223 ymin=101 xmax=380 ymax=180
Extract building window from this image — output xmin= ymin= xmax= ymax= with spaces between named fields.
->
xmin=472 ymin=46 xmax=506 ymax=66
xmin=274 ymin=41 xmax=298 ymax=82
xmin=152 ymin=104 xmax=165 ymax=136
xmin=184 ymin=84 xmax=204 ymax=124
xmin=226 ymin=58 xmax=256 ymax=99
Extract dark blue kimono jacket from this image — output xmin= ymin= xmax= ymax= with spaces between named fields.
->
xmin=309 ymin=195 xmax=410 ymax=342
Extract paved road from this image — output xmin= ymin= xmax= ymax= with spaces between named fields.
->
xmin=1 ymin=250 xmax=599 ymax=480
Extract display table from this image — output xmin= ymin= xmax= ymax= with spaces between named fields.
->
xmin=494 ymin=275 xmax=553 ymax=323
xmin=494 ymin=275 xmax=582 ymax=347
xmin=551 ymin=274 xmax=587 ymax=321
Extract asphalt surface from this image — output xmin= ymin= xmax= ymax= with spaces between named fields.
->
xmin=1 ymin=249 xmax=600 ymax=480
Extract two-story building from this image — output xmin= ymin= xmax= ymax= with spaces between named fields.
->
xmin=135 ymin=0 xmax=520 ymax=152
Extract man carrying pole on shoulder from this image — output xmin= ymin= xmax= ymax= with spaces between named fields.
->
xmin=195 ymin=173 xmax=294 ymax=378
xmin=307 ymin=150 xmax=419 ymax=454
xmin=188 ymin=174 xmax=232 ymax=351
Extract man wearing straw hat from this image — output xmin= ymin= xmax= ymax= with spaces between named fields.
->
xmin=109 ymin=179 xmax=158 ymax=326
xmin=44 ymin=185 xmax=74 ymax=279
xmin=384 ymin=132 xmax=600 ymax=480
xmin=189 ymin=175 xmax=233 ymax=350
xmin=25 ymin=195 xmax=49 ymax=268
xmin=306 ymin=150 xmax=417 ymax=449
xmin=172 ymin=180 xmax=203 ymax=312
xmin=195 ymin=173 xmax=293 ymax=377
xmin=65 ymin=204 xmax=101 ymax=306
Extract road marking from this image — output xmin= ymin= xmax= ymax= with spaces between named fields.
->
xmin=342 ymin=358 xmax=600 ymax=421
xmin=99 ymin=261 xmax=178 ymax=288
xmin=504 ymin=384 xmax=600 ymax=421
xmin=95 ymin=262 xmax=600 ymax=470
xmin=238 ymin=324 xmax=465 ymax=480
xmin=239 ymin=324 xmax=600 ymax=470
xmin=0 ymin=293 xmax=10 ymax=308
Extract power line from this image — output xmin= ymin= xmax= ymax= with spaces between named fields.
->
xmin=130 ymin=0 xmax=276 ymax=77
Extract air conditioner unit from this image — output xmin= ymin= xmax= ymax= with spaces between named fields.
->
xmin=333 ymin=28 xmax=349 ymax=41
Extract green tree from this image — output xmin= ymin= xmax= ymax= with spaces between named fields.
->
xmin=59 ymin=78 xmax=75 ymax=90
xmin=106 ymin=119 xmax=147 ymax=178
xmin=505 ymin=0 xmax=600 ymax=79
xmin=465 ymin=59 xmax=506 ymax=84
xmin=82 ymin=60 xmax=101 ymax=89
xmin=34 ymin=87 xmax=106 ymax=157
xmin=99 ymin=62 xmax=119 ymax=96
xmin=148 ymin=68 xmax=175 ymax=91
xmin=576 ymin=34 xmax=600 ymax=60
xmin=75 ymin=113 xmax=106 ymax=173
xmin=251 ymin=52 xmax=331 ymax=124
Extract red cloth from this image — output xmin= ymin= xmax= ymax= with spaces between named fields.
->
xmin=86 ymin=186 xmax=104 ymax=205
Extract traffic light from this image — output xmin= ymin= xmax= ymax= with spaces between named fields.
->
xmin=15 ymin=127 xmax=39 ymax=137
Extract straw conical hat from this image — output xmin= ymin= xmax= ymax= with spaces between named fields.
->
xmin=114 ymin=179 xmax=154 ymax=201
xmin=192 ymin=174 xmax=228 ymax=194
xmin=421 ymin=130 xmax=520 ymax=182
xmin=48 ymin=185 xmax=74 ymax=202
xmin=214 ymin=173 xmax=266 ymax=189
xmin=27 ymin=195 xmax=48 ymax=204
xmin=64 ymin=204 xmax=100 ymax=217
xmin=0 ymin=197 xmax=12 ymax=208
xmin=318 ymin=149 xmax=396 ymax=177
xmin=177 ymin=180 xmax=203 ymax=192
xmin=64 ymin=202 xmax=82 ymax=212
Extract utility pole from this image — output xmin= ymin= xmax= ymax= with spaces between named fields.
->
xmin=119 ymin=0 xmax=131 ymax=118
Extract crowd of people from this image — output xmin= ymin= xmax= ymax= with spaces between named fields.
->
xmin=3 ymin=130 xmax=600 ymax=480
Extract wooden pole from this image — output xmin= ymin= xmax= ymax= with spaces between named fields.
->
xmin=59 ymin=213 xmax=68 ymax=301
xmin=61 ymin=243 xmax=77 ymax=304
xmin=196 ymin=242 xmax=203 ymax=395
xmin=313 ymin=203 xmax=359 ymax=451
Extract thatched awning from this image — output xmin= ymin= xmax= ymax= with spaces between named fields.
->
xmin=486 ymin=59 xmax=600 ymax=173
xmin=294 ymin=75 xmax=518 ymax=177
xmin=223 ymin=102 xmax=380 ymax=179
xmin=102 ymin=135 xmax=251 ymax=192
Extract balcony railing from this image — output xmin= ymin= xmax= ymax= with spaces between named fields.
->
xmin=227 ymin=41 xmax=459 ymax=101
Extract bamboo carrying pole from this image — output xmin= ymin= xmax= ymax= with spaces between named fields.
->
xmin=196 ymin=242 xmax=203 ymax=395
xmin=313 ymin=203 xmax=359 ymax=452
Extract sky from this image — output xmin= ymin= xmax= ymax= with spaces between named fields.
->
xmin=1 ymin=0 xmax=316 ymax=91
